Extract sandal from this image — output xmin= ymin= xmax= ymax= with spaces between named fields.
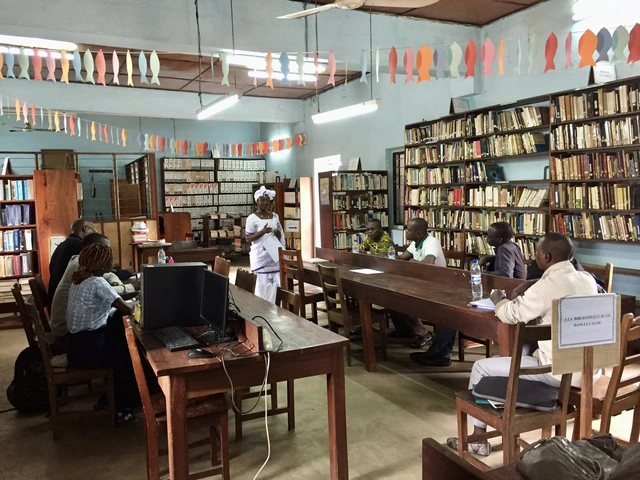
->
xmin=446 ymin=437 xmax=492 ymax=457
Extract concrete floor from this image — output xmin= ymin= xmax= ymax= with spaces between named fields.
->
xmin=0 ymin=258 xmax=635 ymax=479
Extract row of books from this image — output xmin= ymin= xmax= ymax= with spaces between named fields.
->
xmin=550 ymin=117 xmax=640 ymax=150
xmin=551 ymin=213 xmax=640 ymax=241
xmin=218 ymin=171 xmax=263 ymax=182
xmin=332 ymin=193 xmax=388 ymax=211
xmin=406 ymin=166 xmax=462 ymax=185
xmin=331 ymin=173 xmax=388 ymax=192
xmin=333 ymin=232 xmax=367 ymax=250
xmin=0 ymin=252 xmax=35 ymax=277
xmin=165 ymin=195 xmax=217 ymax=208
xmin=405 ymin=118 xmax=467 ymax=144
xmin=333 ymin=212 xmax=389 ymax=230
xmin=551 ymin=184 xmax=640 ymax=210
xmin=466 ymin=234 xmax=494 ymax=255
xmin=164 ymin=183 xmax=218 ymax=195
xmin=163 ymin=158 xmax=216 ymax=170
xmin=405 ymin=207 xmax=465 ymax=229
xmin=467 ymin=107 xmax=550 ymax=136
xmin=164 ymin=170 xmax=215 ymax=183
xmin=405 ymin=145 xmax=458 ymax=165
xmin=465 ymin=211 xmax=548 ymax=235
xmin=1 ymin=179 xmax=34 ymax=201
xmin=465 ymin=163 xmax=504 ymax=183
xmin=430 ymin=230 xmax=464 ymax=252
xmin=467 ymin=186 xmax=548 ymax=208
xmin=551 ymin=84 xmax=640 ymax=123
xmin=1 ymin=204 xmax=33 ymax=226
xmin=550 ymin=151 xmax=640 ymax=181
xmin=284 ymin=206 xmax=300 ymax=219
xmin=218 ymin=159 xmax=266 ymax=171
xmin=464 ymin=132 xmax=548 ymax=159
xmin=406 ymin=187 xmax=464 ymax=207
xmin=285 ymin=237 xmax=302 ymax=250
xmin=2 ymin=229 xmax=36 ymax=252
xmin=220 ymin=182 xmax=253 ymax=194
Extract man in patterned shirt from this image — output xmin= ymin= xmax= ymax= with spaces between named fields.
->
xmin=360 ymin=219 xmax=392 ymax=254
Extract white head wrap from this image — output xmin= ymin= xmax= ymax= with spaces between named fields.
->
xmin=254 ymin=185 xmax=276 ymax=202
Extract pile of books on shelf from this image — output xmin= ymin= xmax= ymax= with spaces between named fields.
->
xmin=332 ymin=193 xmax=388 ymax=210
xmin=0 ymin=252 xmax=35 ymax=277
xmin=551 ymin=85 xmax=640 ymax=122
xmin=164 ymin=158 xmax=216 ymax=170
xmin=466 ymin=107 xmax=550 ymax=136
xmin=218 ymin=193 xmax=253 ymax=205
xmin=1 ymin=179 xmax=34 ymax=200
xmin=334 ymin=212 xmax=388 ymax=230
xmin=405 ymin=145 xmax=440 ymax=165
xmin=551 ymin=183 xmax=640 ymax=210
xmin=467 ymin=186 xmax=548 ymax=208
xmin=210 ymin=229 xmax=234 ymax=238
xmin=333 ymin=232 xmax=366 ymax=250
xmin=405 ymin=118 xmax=467 ymax=144
xmin=332 ymin=173 xmax=388 ymax=191
xmin=551 ymin=117 xmax=640 ymax=151
xmin=466 ymin=234 xmax=494 ymax=255
xmin=514 ymin=237 xmax=539 ymax=261
xmin=407 ymin=187 xmax=463 ymax=207
xmin=552 ymin=213 xmax=640 ymax=241
xmin=284 ymin=206 xmax=300 ymax=218
xmin=429 ymin=230 xmax=464 ymax=252
xmin=219 ymin=182 xmax=253 ymax=193
xmin=2 ymin=229 xmax=35 ymax=251
xmin=220 ymin=159 xmax=266 ymax=171
xmin=464 ymin=132 xmax=548 ymax=159
xmin=164 ymin=195 xmax=217 ymax=208
xmin=164 ymin=171 xmax=215 ymax=183
xmin=464 ymin=211 xmax=547 ymax=235
xmin=551 ymin=152 xmax=640 ymax=180
xmin=1 ymin=204 xmax=33 ymax=226
xmin=131 ymin=222 xmax=149 ymax=244
xmin=164 ymin=182 xmax=219 ymax=194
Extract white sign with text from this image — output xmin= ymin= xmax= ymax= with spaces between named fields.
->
xmin=557 ymin=294 xmax=617 ymax=349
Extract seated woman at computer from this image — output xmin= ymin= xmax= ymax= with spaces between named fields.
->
xmin=245 ymin=185 xmax=286 ymax=303
xmin=66 ymin=243 xmax=157 ymax=424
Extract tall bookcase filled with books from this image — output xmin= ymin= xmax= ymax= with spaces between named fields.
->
xmin=404 ymin=98 xmax=551 ymax=268
xmin=549 ymin=80 xmax=640 ymax=242
xmin=318 ymin=170 xmax=389 ymax=250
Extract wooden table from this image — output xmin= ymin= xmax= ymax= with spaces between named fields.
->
xmin=132 ymin=242 xmax=173 ymax=270
xmin=136 ymin=285 xmax=350 ymax=480
xmin=168 ymin=247 xmax=223 ymax=266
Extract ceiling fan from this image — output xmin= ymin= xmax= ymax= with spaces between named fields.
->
xmin=3 ymin=122 xmax=54 ymax=133
xmin=278 ymin=0 xmax=440 ymax=20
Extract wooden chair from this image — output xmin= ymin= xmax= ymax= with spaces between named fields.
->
xmin=12 ymin=283 xmax=36 ymax=347
xmin=26 ymin=299 xmax=115 ymax=440
xmin=124 ymin=321 xmax=230 ymax=480
xmin=571 ymin=313 xmax=640 ymax=444
xmin=234 ymin=287 xmax=298 ymax=442
xmin=213 ymin=256 xmax=231 ymax=278
xmin=603 ymin=262 xmax=614 ymax=293
xmin=317 ymin=264 xmax=387 ymax=366
xmin=458 ymin=335 xmax=493 ymax=362
xmin=278 ymin=249 xmax=324 ymax=323
xmin=29 ymin=275 xmax=52 ymax=329
xmin=235 ymin=268 xmax=257 ymax=294
xmin=455 ymin=322 xmax=574 ymax=468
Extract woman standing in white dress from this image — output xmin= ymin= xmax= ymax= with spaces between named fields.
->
xmin=245 ymin=186 xmax=286 ymax=303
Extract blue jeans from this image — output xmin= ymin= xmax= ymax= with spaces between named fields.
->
xmin=424 ymin=327 xmax=457 ymax=359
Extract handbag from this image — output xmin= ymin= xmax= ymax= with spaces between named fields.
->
xmin=515 ymin=436 xmax=620 ymax=480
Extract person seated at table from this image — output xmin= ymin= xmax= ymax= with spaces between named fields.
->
xmin=50 ymin=233 xmax=138 ymax=339
xmin=66 ymin=243 xmax=154 ymax=423
xmin=360 ymin=219 xmax=393 ymax=255
xmin=446 ymin=232 xmax=599 ymax=456
xmin=393 ymin=218 xmax=446 ymax=348
xmin=478 ymin=222 xmax=526 ymax=280
xmin=411 ymin=222 xmax=528 ymax=367
xmin=516 ymin=256 xmax=606 ymax=297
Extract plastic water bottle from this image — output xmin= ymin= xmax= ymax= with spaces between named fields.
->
xmin=157 ymin=247 xmax=167 ymax=264
xmin=352 ymin=239 xmax=359 ymax=254
xmin=470 ymin=259 xmax=483 ymax=300
xmin=387 ymin=244 xmax=395 ymax=259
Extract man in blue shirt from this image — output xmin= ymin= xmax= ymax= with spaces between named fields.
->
xmin=479 ymin=222 xmax=526 ymax=280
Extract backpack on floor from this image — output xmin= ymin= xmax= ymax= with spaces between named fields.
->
xmin=6 ymin=345 xmax=49 ymax=414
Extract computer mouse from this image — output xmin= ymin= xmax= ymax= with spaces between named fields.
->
xmin=188 ymin=348 xmax=214 ymax=359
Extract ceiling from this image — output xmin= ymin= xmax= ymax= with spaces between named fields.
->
xmin=290 ymin=0 xmax=547 ymax=26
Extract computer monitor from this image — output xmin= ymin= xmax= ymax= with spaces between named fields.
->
xmin=199 ymin=270 xmax=229 ymax=341
xmin=140 ymin=262 xmax=207 ymax=329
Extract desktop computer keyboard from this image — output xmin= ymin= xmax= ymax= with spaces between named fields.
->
xmin=153 ymin=326 xmax=200 ymax=352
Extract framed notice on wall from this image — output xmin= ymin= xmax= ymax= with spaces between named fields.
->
xmin=320 ymin=177 xmax=330 ymax=206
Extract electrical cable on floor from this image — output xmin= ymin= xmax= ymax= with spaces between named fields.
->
xmin=253 ymin=352 xmax=271 ymax=480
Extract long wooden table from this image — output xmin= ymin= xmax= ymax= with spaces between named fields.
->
xmin=136 ymin=285 xmax=350 ymax=480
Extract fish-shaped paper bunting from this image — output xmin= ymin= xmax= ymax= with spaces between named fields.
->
xmin=15 ymin=100 xmax=20 ymax=121
xmin=145 ymin=134 xmax=150 ymax=151
xmin=126 ymin=50 xmax=134 ymax=86
xmin=596 ymin=28 xmax=613 ymax=62
xmin=103 ymin=124 xmax=108 ymax=143
xmin=612 ymin=26 xmax=630 ymax=62
xmin=85 ymin=120 xmax=89 ymax=139
xmin=375 ymin=50 xmax=380 ymax=83
xmin=0 ymin=53 xmax=3 ymax=79
xmin=231 ymin=144 xmax=237 ymax=157
xmin=213 ymin=144 xmax=220 ymax=157
xmin=60 ymin=51 xmax=69 ymax=83
xmin=416 ymin=45 xmax=432 ymax=83
xmin=528 ymin=35 xmax=539 ymax=73
xmin=150 ymin=51 xmax=160 ymax=85
xmin=170 ymin=138 xmax=176 ymax=154
xmin=69 ymin=116 xmax=76 ymax=136
xmin=72 ymin=51 xmax=83 ymax=82
xmin=328 ymin=51 xmax=336 ymax=86
xmin=44 ymin=50 xmax=56 ymax=82
xmin=96 ymin=50 xmax=106 ymax=86
xmin=434 ymin=46 xmax=446 ymax=79
xmin=544 ymin=33 xmax=558 ymax=72
xmin=314 ymin=52 xmax=318 ymax=86
xmin=18 ymin=48 xmax=29 ymax=79
xmin=280 ymin=53 xmax=290 ymax=86
xmin=389 ymin=47 xmax=397 ymax=84
xmin=450 ymin=42 xmax=462 ymax=78
xmin=404 ymin=47 xmax=415 ymax=83
xmin=296 ymin=53 xmax=305 ymax=86
xmin=40 ymin=107 xmax=43 ymax=124
xmin=63 ymin=113 xmax=67 ymax=134
xmin=498 ymin=39 xmax=505 ymax=76
xmin=111 ymin=51 xmax=120 ymax=84
xmin=54 ymin=112 xmax=61 ymax=132
xmin=150 ymin=135 xmax=157 ymax=152
xmin=91 ymin=121 xmax=97 ymax=140
xmin=33 ymin=49 xmax=43 ymax=81
xmin=139 ymin=51 xmax=148 ymax=84
xmin=360 ymin=50 xmax=367 ymax=84
xmin=265 ymin=52 xmax=274 ymax=88
xmin=22 ymin=102 xmax=27 ymax=124
xmin=84 ymin=50 xmax=95 ymax=84
xmin=202 ymin=142 xmax=208 ymax=153
xmin=137 ymin=132 xmax=144 ymax=150
xmin=565 ymin=33 xmax=573 ymax=68
xmin=516 ymin=39 xmax=522 ymax=74
xmin=481 ymin=39 xmax=495 ymax=76
xmin=578 ymin=29 xmax=597 ymax=68
xmin=628 ymin=24 xmax=640 ymax=64
xmin=30 ymin=104 xmax=36 ymax=126
xmin=238 ymin=144 xmax=243 ymax=156
xmin=221 ymin=53 xmax=230 ymax=86
xmin=464 ymin=41 xmax=477 ymax=78
xmin=77 ymin=116 xmax=81 ymax=136
xmin=98 ymin=123 xmax=103 ymax=142
xmin=5 ymin=52 xmax=15 ymax=78
xmin=160 ymin=137 xmax=166 ymax=152
xmin=195 ymin=142 xmax=202 ymax=156
xmin=121 ymin=129 xmax=127 ymax=147
xmin=110 ymin=126 xmax=114 ymax=144
xmin=47 ymin=109 xmax=52 ymax=130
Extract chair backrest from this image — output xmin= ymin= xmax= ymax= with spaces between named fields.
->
xmin=278 ymin=249 xmax=303 ymax=291
xmin=275 ymin=287 xmax=301 ymax=316
xmin=601 ymin=314 xmax=640 ymax=432
xmin=603 ymin=263 xmax=614 ymax=293
xmin=29 ymin=276 xmax=51 ymax=330
xmin=317 ymin=264 xmax=348 ymax=323
xmin=235 ymin=269 xmax=257 ymax=294
xmin=12 ymin=283 xmax=36 ymax=348
xmin=213 ymin=256 xmax=231 ymax=278
xmin=25 ymin=298 xmax=55 ymax=379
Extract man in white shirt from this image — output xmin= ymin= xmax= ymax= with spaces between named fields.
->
xmin=447 ymin=232 xmax=599 ymax=456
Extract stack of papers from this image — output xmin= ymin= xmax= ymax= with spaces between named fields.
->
xmin=469 ymin=298 xmax=495 ymax=311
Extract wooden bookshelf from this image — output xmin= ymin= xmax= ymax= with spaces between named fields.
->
xmin=318 ymin=170 xmax=390 ymax=250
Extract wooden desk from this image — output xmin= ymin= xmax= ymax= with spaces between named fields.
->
xmin=132 ymin=242 xmax=172 ymax=271
xmin=136 ymin=285 xmax=350 ymax=480
xmin=169 ymin=247 xmax=223 ymax=266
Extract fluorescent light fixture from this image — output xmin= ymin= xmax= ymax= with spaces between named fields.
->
xmin=0 ymin=35 xmax=77 ymax=51
xmin=228 ymin=54 xmax=326 ymax=73
xmin=196 ymin=94 xmax=241 ymax=120
xmin=312 ymin=99 xmax=380 ymax=125
xmin=248 ymin=70 xmax=317 ymax=83
xmin=0 ymin=46 xmax=74 ymax=60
